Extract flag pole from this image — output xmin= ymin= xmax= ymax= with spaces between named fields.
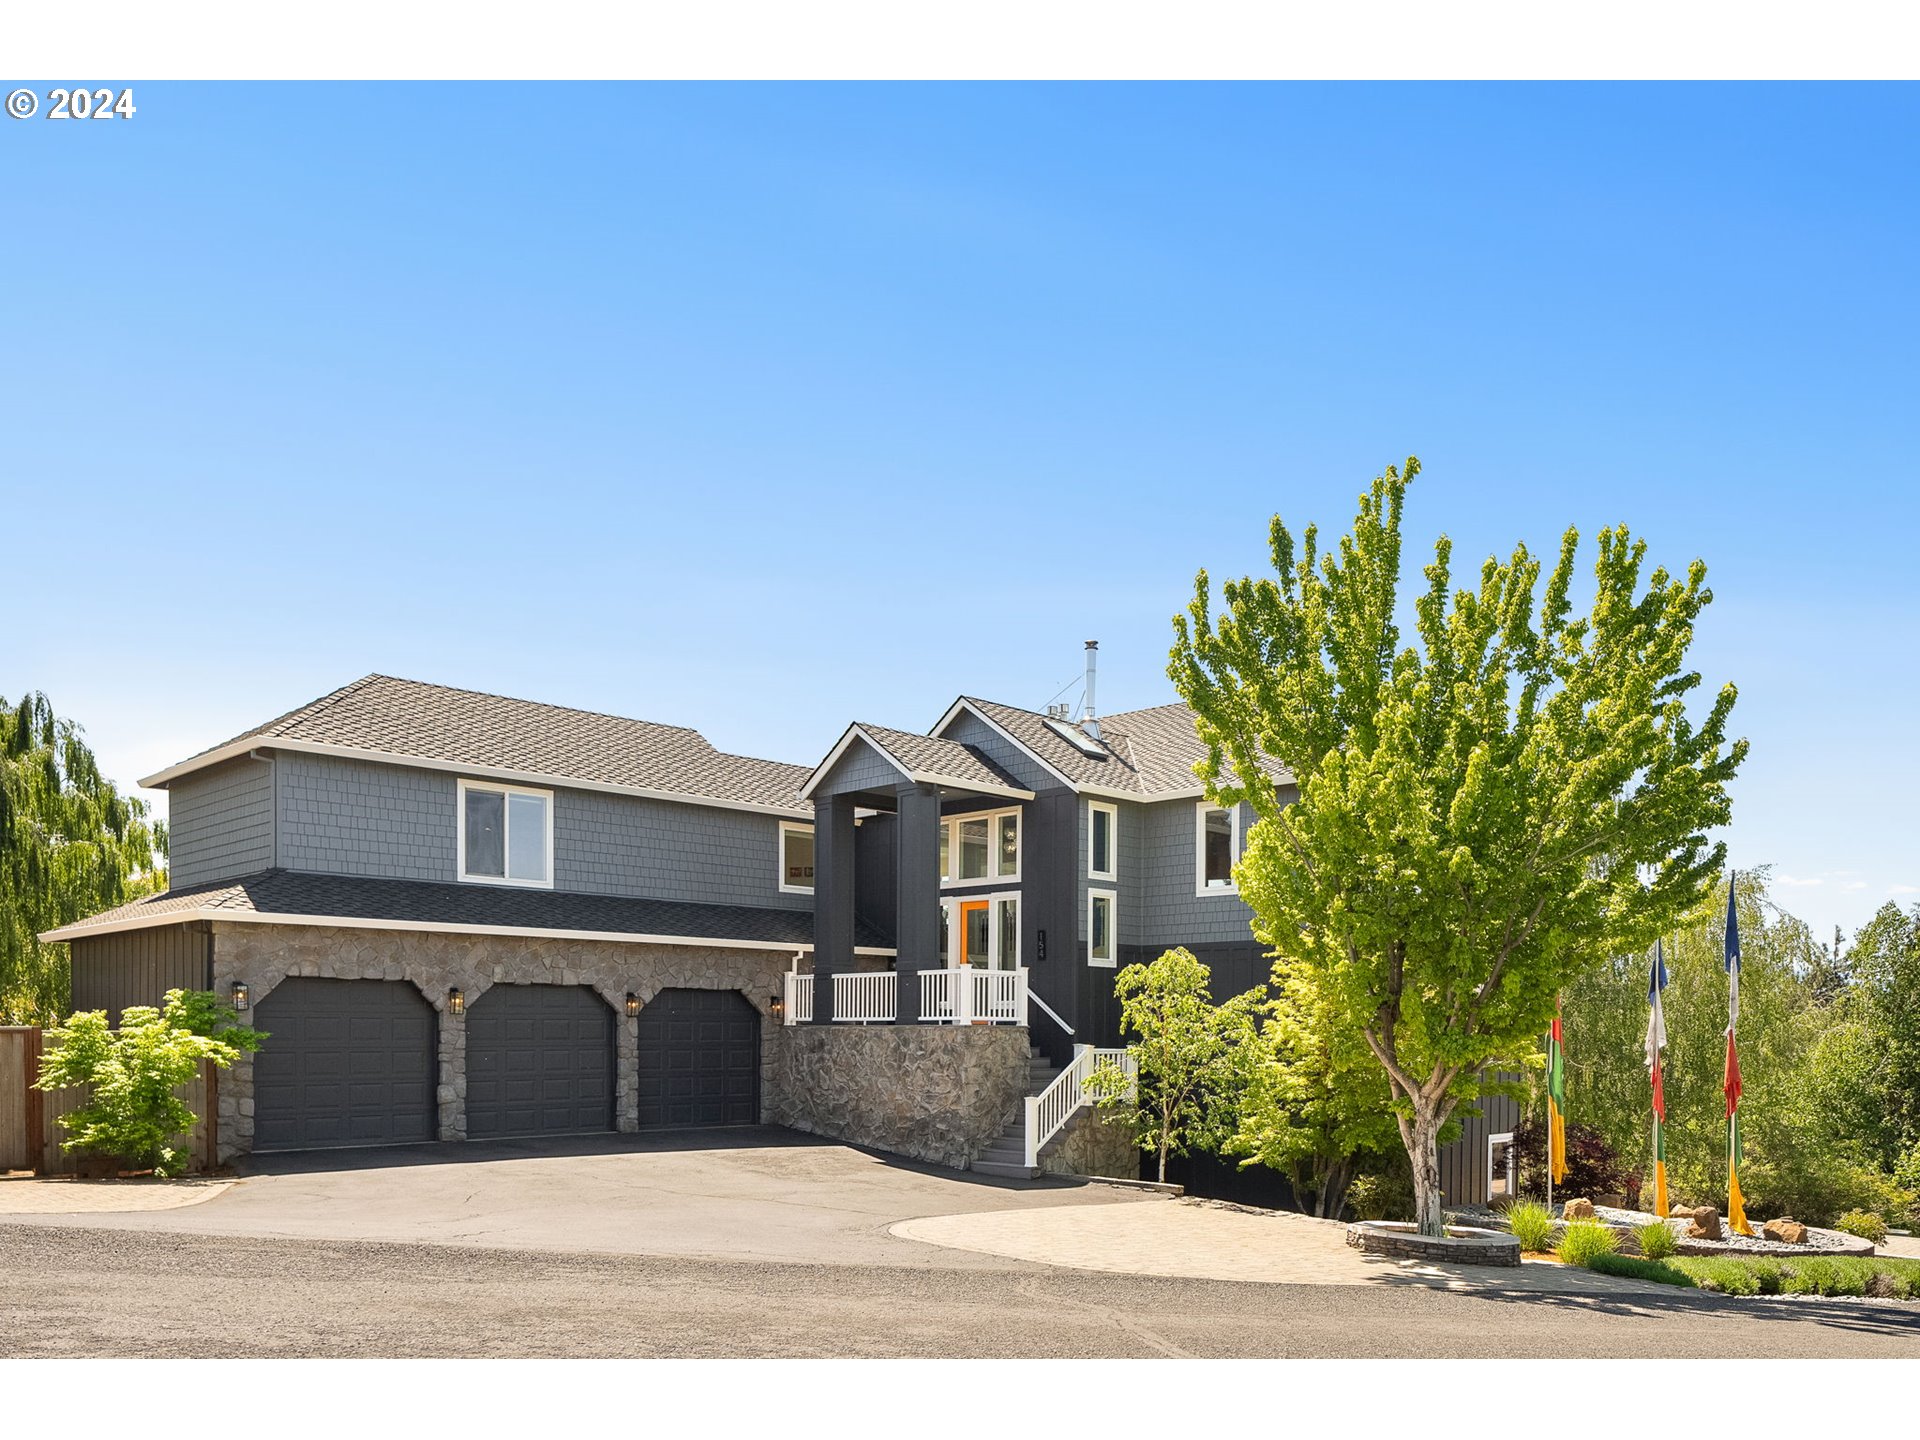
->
xmin=1724 ymin=871 xmax=1753 ymax=1236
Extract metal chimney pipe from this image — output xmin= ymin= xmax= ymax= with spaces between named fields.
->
xmin=1081 ymin=640 xmax=1100 ymax=739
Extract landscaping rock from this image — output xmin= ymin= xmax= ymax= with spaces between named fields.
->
xmin=1562 ymin=1197 xmax=1596 ymax=1220
xmin=1688 ymin=1206 xmax=1724 ymax=1240
xmin=1763 ymin=1218 xmax=1808 ymax=1245
xmin=1670 ymin=1201 xmax=1694 ymax=1218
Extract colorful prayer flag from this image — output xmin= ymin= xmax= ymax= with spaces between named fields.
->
xmin=1547 ymin=999 xmax=1568 ymax=1186
xmin=1724 ymin=875 xmax=1752 ymax=1235
xmin=1646 ymin=939 xmax=1670 ymax=1218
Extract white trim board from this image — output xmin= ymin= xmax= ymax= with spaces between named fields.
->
xmin=798 ymin=722 xmax=1035 ymax=803
xmin=41 ymin=905 xmax=894 ymax=956
xmin=139 ymin=736 xmax=814 ymax=820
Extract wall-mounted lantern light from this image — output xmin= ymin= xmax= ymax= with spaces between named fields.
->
xmin=625 ymin=993 xmax=640 ymax=1018
xmin=770 ymin=993 xmax=784 ymax=1021
xmin=448 ymin=987 xmax=465 ymax=1015
xmin=230 ymin=981 xmax=250 ymax=1012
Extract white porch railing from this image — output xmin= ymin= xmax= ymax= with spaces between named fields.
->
xmin=1023 ymin=1045 xmax=1136 ymax=1169
xmin=832 ymin=971 xmax=897 ymax=1023
xmin=782 ymin=972 xmax=814 ymax=1026
xmin=917 ymin=967 xmax=1029 ymax=1025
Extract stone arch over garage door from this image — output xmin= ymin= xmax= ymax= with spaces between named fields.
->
xmin=635 ymin=988 xmax=761 ymax=1128
xmin=252 ymin=977 xmax=439 ymax=1152
xmin=465 ymin=983 xmax=617 ymax=1138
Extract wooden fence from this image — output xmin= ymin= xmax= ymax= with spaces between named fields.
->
xmin=0 ymin=1027 xmax=218 ymax=1175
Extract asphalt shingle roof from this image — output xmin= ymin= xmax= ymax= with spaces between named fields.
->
xmin=46 ymin=870 xmax=892 ymax=950
xmin=160 ymin=675 xmax=811 ymax=812
xmin=956 ymin=696 xmax=1292 ymax=796
xmin=850 ymin=723 xmax=1030 ymax=793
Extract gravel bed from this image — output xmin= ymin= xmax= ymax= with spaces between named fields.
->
xmin=1450 ymin=1202 xmax=1875 ymax=1256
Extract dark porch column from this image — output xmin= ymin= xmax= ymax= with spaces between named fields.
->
xmin=810 ymin=793 xmax=858 ymax=1024
xmin=894 ymin=783 xmax=942 ymax=1022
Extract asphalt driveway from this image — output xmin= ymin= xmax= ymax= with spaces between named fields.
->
xmin=3 ymin=1127 xmax=1149 ymax=1269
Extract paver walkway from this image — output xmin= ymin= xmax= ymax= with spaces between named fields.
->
xmin=893 ymin=1194 xmax=1678 ymax=1295
xmin=0 ymin=1177 xmax=234 ymax=1214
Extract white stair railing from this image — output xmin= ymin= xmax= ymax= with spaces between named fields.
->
xmin=1022 ymin=1045 xmax=1137 ymax=1169
xmin=782 ymin=972 xmax=813 ymax=1026
xmin=832 ymin=971 xmax=897 ymax=1023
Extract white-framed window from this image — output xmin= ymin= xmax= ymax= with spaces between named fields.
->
xmin=1488 ymin=1131 xmax=1516 ymax=1201
xmin=1195 ymin=801 xmax=1242 ymax=896
xmin=939 ymin=891 xmax=1021 ymax=969
xmin=1088 ymin=888 xmax=1116 ymax=967
xmin=936 ymin=806 xmax=1020 ymax=886
xmin=1088 ymin=800 xmax=1117 ymax=882
xmin=778 ymin=821 xmax=815 ymax=893
xmin=458 ymin=778 xmax=553 ymax=888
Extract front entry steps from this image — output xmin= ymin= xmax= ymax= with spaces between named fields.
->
xmin=971 ymin=1045 xmax=1060 ymax=1179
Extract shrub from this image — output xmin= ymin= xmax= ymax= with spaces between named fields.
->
xmin=1834 ymin=1209 xmax=1890 ymax=1245
xmin=1556 ymin=1220 xmax=1618 ymax=1268
xmin=1346 ymin=1169 xmax=1414 ymax=1222
xmin=1513 ymin=1115 xmax=1625 ymax=1200
xmin=1506 ymin=1200 xmax=1555 ymax=1253
xmin=36 ymin=989 xmax=265 ymax=1176
xmin=1586 ymin=1252 xmax=1694 ymax=1287
xmin=1679 ymin=1257 xmax=1762 ymax=1295
xmin=1635 ymin=1220 xmax=1677 ymax=1260
xmin=1781 ymin=1257 xmax=1869 ymax=1297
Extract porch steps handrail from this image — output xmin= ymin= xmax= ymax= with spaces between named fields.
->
xmin=1022 ymin=1044 xmax=1136 ymax=1169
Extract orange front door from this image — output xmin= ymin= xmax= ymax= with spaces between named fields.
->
xmin=957 ymin=901 xmax=990 ymax=966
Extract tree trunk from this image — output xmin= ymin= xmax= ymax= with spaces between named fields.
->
xmin=1409 ymin=1103 xmax=1446 ymax=1238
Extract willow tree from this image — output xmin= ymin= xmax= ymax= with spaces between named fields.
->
xmin=1169 ymin=460 xmax=1745 ymax=1236
xmin=2 ymin=692 xmax=168 ymax=1023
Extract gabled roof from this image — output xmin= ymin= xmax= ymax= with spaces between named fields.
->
xmin=40 ymin=869 xmax=894 ymax=953
xmin=141 ymin=675 xmax=813 ymax=816
xmin=799 ymin=722 xmax=1034 ymax=802
xmin=937 ymin=696 xmax=1292 ymax=799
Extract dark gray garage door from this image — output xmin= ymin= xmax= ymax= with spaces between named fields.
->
xmin=636 ymin=988 xmax=760 ymax=1128
xmin=465 ymin=984 xmax=615 ymax=1138
xmin=253 ymin=978 xmax=437 ymax=1152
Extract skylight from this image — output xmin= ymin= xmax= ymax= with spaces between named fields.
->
xmin=1044 ymin=717 xmax=1108 ymax=758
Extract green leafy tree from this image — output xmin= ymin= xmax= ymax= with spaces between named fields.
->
xmin=1170 ymin=459 xmax=1746 ymax=1235
xmin=1226 ymin=963 xmax=1402 ymax=1217
xmin=1090 ymin=947 xmax=1259 ymax=1183
xmin=36 ymin=989 xmax=264 ymax=1176
xmin=1844 ymin=901 xmax=1920 ymax=1163
xmin=2 ymin=692 xmax=168 ymax=1023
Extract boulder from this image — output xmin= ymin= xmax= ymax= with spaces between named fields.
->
xmin=1670 ymin=1201 xmax=1694 ymax=1218
xmin=1563 ymin=1197 xmax=1596 ymax=1221
xmin=1763 ymin=1218 xmax=1808 ymax=1245
xmin=1687 ymin=1206 xmax=1724 ymax=1240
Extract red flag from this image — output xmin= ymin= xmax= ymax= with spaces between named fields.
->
xmin=1651 ymin=1057 xmax=1666 ymax=1122
xmin=1723 ymin=1031 xmax=1743 ymax=1116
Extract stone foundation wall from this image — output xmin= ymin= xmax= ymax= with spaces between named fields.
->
xmin=211 ymin=922 xmax=794 ymax=1161
xmin=1039 ymin=1107 xmax=1139 ymax=1180
xmin=771 ymin=1024 xmax=1032 ymax=1169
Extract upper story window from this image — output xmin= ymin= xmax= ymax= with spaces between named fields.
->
xmin=1088 ymin=801 xmax=1117 ymax=881
xmin=937 ymin=806 xmax=1020 ymax=886
xmin=779 ymin=821 xmax=815 ymax=893
xmin=459 ymin=779 xmax=552 ymax=888
xmin=1196 ymin=801 xmax=1242 ymax=896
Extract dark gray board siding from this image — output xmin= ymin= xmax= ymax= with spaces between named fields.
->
xmin=1439 ymin=1086 xmax=1522 ymax=1209
xmin=69 ymin=924 xmax=214 ymax=1020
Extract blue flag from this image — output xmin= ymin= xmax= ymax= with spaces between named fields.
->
xmin=1724 ymin=872 xmax=1741 ymax=1027
xmin=1643 ymin=938 xmax=1669 ymax=1069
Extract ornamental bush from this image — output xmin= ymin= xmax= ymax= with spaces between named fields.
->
xmin=1556 ymin=1220 xmax=1618 ymax=1268
xmin=1636 ymin=1220 xmax=1678 ymax=1260
xmin=1834 ymin=1209 xmax=1890 ymax=1245
xmin=1505 ymin=1201 xmax=1556 ymax=1253
xmin=36 ymin=989 xmax=265 ymax=1176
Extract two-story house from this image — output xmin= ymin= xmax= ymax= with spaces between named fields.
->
xmin=45 ymin=648 xmax=1513 ymax=1198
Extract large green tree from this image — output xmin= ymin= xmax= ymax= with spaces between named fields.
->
xmin=1 ymin=692 xmax=167 ymax=1023
xmin=1170 ymin=459 xmax=1746 ymax=1235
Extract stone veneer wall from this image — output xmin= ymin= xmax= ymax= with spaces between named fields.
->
xmin=210 ymin=921 xmax=795 ymax=1162
xmin=1039 ymin=1107 xmax=1139 ymax=1180
xmin=771 ymin=1024 xmax=1032 ymax=1170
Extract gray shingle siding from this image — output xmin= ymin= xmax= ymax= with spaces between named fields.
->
xmin=1073 ymin=794 xmax=1288 ymax=949
xmin=273 ymin=752 xmax=806 ymax=910
xmin=809 ymin=738 xmax=904 ymax=798
xmin=169 ymin=756 xmax=274 ymax=886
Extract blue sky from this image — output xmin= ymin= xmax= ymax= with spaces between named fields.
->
xmin=4 ymin=83 xmax=1915 ymax=941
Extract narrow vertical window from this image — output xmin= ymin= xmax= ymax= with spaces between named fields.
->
xmin=1088 ymin=889 xmax=1116 ymax=967
xmin=996 ymin=811 xmax=1020 ymax=878
xmin=1196 ymin=803 xmax=1239 ymax=893
xmin=958 ymin=817 xmax=990 ymax=880
xmin=1089 ymin=801 xmax=1117 ymax=881
xmin=996 ymin=894 xmax=1019 ymax=969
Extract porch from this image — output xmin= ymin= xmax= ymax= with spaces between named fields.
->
xmin=780 ymin=965 xmax=1028 ymax=1025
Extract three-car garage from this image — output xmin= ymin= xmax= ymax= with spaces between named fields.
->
xmin=249 ymin=976 xmax=760 ymax=1153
